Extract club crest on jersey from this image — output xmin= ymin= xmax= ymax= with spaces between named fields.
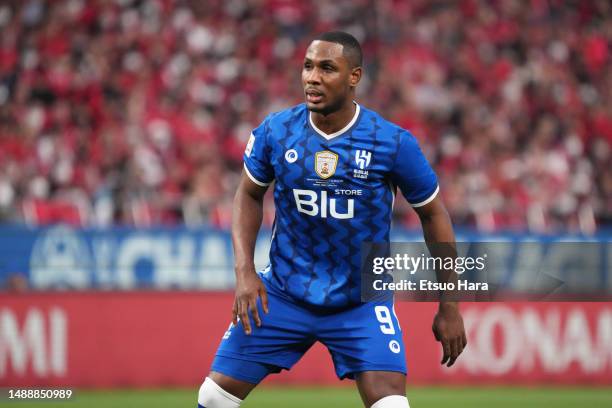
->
xmin=355 ymin=150 xmax=372 ymax=169
xmin=315 ymin=150 xmax=338 ymax=179
xmin=353 ymin=149 xmax=372 ymax=179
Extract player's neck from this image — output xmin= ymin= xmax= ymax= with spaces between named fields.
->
xmin=310 ymin=100 xmax=357 ymax=135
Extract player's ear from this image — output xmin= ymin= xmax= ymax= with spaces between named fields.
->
xmin=349 ymin=66 xmax=362 ymax=88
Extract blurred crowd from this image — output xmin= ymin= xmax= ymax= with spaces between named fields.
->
xmin=0 ymin=0 xmax=610 ymax=233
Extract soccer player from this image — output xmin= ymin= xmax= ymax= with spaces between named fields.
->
xmin=198 ymin=31 xmax=466 ymax=408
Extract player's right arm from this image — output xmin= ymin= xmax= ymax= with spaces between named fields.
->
xmin=231 ymin=171 xmax=270 ymax=335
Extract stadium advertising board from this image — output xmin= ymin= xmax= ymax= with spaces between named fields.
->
xmin=0 ymin=226 xmax=610 ymax=294
xmin=1 ymin=227 xmax=610 ymax=387
xmin=1 ymin=293 xmax=611 ymax=387
xmin=0 ymin=225 xmax=271 ymax=290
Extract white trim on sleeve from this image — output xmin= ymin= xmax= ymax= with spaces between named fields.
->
xmin=243 ymin=163 xmax=271 ymax=187
xmin=410 ymin=185 xmax=439 ymax=208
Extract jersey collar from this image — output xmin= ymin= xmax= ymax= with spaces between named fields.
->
xmin=308 ymin=102 xmax=360 ymax=140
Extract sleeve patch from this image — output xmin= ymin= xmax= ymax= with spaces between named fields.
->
xmin=245 ymin=133 xmax=255 ymax=157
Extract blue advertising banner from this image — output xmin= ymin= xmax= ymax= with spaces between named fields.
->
xmin=0 ymin=225 xmax=272 ymax=290
xmin=0 ymin=225 xmax=610 ymax=292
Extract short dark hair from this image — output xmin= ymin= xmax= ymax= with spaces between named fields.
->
xmin=314 ymin=31 xmax=363 ymax=68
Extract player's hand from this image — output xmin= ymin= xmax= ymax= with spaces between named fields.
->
xmin=432 ymin=302 xmax=467 ymax=367
xmin=232 ymin=270 xmax=269 ymax=335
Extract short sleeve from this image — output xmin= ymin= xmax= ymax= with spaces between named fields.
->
xmin=243 ymin=117 xmax=274 ymax=186
xmin=390 ymin=132 xmax=439 ymax=207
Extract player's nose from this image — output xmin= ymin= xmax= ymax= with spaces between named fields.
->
xmin=304 ymin=68 xmax=322 ymax=84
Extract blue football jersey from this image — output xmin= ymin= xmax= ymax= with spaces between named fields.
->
xmin=243 ymin=103 xmax=438 ymax=308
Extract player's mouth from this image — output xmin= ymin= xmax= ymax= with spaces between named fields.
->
xmin=305 ymin=89 xmax=324 ymax=104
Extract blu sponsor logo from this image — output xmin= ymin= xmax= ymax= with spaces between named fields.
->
xmin=293 ymin=189 xmax=354 ymax=219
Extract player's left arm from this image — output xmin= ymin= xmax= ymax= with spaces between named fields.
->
xmin=413 ymin=196 xmax=467 ymax=367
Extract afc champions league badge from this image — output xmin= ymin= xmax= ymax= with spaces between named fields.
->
xmin=315 ymin=150 xmax=338 ymax=179
xmin=285 ymin=149 xmax=298 ymax=163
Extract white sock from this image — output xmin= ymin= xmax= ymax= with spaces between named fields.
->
xmin=371 ymin=395 xmax=410 ymax=408
xmin=198 ymin=377 xmax=242 ymax=408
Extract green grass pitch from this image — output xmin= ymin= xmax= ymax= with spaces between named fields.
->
xmin=7 ymin=386 xmax=612 ymax=407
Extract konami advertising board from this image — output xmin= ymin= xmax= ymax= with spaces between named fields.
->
xmin=1 ymin=294 xmax=610 ymax=387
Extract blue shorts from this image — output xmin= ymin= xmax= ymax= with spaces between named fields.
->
xmin=211 ymin=280 xmax=406 ymax=384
